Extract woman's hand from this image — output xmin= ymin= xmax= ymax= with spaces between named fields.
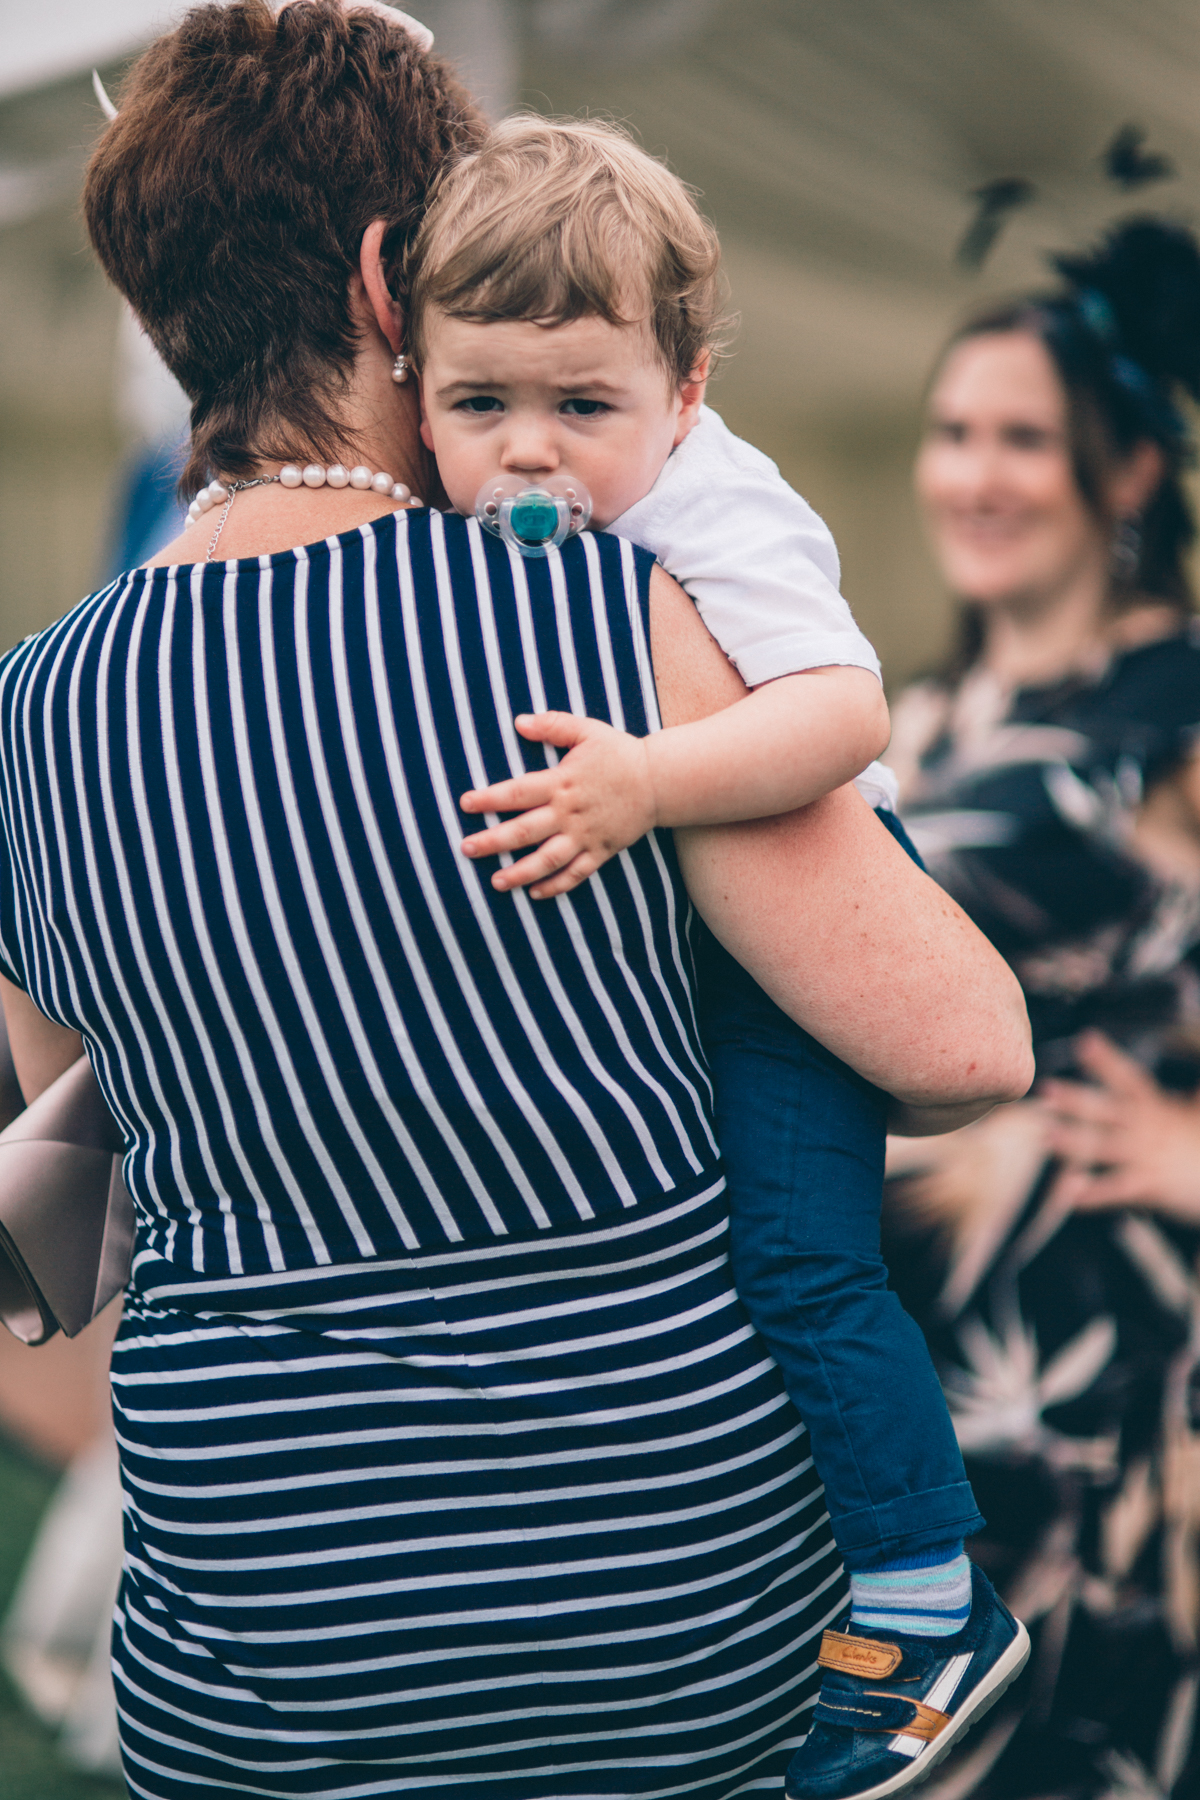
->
xmin=1042 ymin=1029 xmax=1200 ymax=1220
xmin=0 ymin=974 xmax=83 ymax=1104
xmin=460 ymin=713 xmax=657 ymax=899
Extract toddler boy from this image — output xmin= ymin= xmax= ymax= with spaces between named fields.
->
xmin=406 ymin=116 xmax=1028 ymax=1800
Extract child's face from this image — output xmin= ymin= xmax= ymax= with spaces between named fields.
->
xmin=417 ymin=310 xmax=706 ymax=530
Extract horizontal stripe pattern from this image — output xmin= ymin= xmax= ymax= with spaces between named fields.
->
xmin=849 ymin=1551 xmax=972 ymax=1637
xmin=112 ymin=1186 xmax=843 ymax=1798
xmin=0 ymin=515 xmax=717 ymax=1277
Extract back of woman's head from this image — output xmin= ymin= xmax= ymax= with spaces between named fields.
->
xmin=83 ymin=0 xmax=484 ymax=496
xmin=950 ymin=216 xmax=1200 ymax=614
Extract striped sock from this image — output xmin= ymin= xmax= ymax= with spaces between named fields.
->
xmin=849 ymin=1544 xmax=972 ymax=1638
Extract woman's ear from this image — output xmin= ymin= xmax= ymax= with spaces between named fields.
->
xmin=672 ymin=351 xmax=710 ymax=447
xmin=357 ymin=218 xmax=404 ymax=352
xmin=1108 ymin=438 xmax=1166 ymax=519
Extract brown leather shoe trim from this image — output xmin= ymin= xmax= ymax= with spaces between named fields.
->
xmin=817 ymin=1630 xmax=903 ymax=1679
xmin=817 ymin=1690 xmax=952 ymax=1741
xmin=877 ymin=1696 xmax=951 ymax=1742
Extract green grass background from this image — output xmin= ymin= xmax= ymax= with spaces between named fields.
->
xmin=0 ymin=1433 xmax=127 ymax=1799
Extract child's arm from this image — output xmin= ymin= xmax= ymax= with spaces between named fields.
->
xmin=461 ymin=407 xmax=890 ymax=898
xmin=461 ymin=665 xmax=888 ymax=898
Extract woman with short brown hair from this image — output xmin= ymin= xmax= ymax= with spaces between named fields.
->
xmin=0 ymin=5 xmax=1029 ymax=1793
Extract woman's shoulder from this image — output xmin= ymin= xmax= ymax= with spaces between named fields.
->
xmin=1022 ymin=620 xmax=1200 ymax=789
xmin=1098 ymin=618 xmax=1200 ymax=730
xmin=0 ymin=571 xmax=150 ymax=677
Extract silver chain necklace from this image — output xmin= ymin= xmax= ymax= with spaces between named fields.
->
xmin=205 ymin=477 xmax=279 ymax=562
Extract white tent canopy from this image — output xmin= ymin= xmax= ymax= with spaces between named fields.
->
xmin=0 ymin=0 xmax=179 ymax=101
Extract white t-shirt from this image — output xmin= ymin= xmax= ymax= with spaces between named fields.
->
xmin=607 ymin=405 xmax=898 ymax=813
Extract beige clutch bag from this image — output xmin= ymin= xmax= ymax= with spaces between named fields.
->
xmin=0 ymin=1057 xmax=134 ymax=1345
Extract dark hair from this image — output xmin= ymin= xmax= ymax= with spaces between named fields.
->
xmin=82 ymin=0 xmax=484 ymax=498
xmin=933 ymin=218 xmax=1200 ymax=676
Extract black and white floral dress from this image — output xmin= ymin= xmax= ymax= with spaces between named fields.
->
xmin=884 ymin=628 xmax=1200 ymax=1800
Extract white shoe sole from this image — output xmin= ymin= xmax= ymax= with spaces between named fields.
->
xmin=787 ymin=1618 xmax=1032 ymax=1800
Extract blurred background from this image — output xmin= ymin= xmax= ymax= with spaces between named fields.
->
xmin=3 ymin=1 xmax=1200 ymax=1793
xmin=7 ymin=1 xmax=1200 ymax=688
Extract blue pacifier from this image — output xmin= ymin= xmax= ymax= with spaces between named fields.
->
xmin=475 ymin=475 xmax=592 ymax=558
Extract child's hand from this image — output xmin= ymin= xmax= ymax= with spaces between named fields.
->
xmin=460 ymin=712 xmax=657 ymax=898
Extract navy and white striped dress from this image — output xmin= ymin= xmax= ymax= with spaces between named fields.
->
xmin=0 ymin=512 xmax=841 ymax=1796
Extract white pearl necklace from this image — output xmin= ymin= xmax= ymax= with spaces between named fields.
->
xmin=187 ymin=464 xmax=425 ymax=562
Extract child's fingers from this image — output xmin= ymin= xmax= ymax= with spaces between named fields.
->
xmin=513 ymin=711 xmax=597 ymax=749
xmin=528 ymin=854 xmax=604 ymax=899
xmin=462 ymin=806 xmax=558 ymax=860
xmin=489 ymin=835 xmax=579 ymax=892
xmin=460 ymin=771 xmax=554 ymax=816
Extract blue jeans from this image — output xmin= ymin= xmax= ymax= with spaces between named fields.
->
xmin=695 ymin=815 xmax=984 ymax=1570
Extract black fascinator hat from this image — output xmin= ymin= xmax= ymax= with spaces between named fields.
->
xmin=1048 ymin=217 xmax=1200 ymax=452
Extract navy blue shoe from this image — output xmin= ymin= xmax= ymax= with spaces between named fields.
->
xmin=785 ymin=1565 xmax=1030 ymax=1800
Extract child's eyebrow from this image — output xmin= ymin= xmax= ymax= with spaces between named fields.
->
xmin=433 ymin=379 xmax=502 ymax=400
xmin=550 ymin=376 xmax=627 ymax=394
xmin=433 ymin=374 xmax=631 ymax=401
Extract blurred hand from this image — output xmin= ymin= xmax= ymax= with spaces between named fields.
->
xmin=1042 ymin=1029 xmax=1200 ymax=1221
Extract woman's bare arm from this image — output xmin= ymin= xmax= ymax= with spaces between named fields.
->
xmin=648 ymin=565 xmax=1033 ymax=1118
xmin=0 ymin=973 xmax=83 ymax=1103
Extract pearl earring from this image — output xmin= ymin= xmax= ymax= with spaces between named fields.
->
xmin=391 ymin=352 xmax=409 ymax=385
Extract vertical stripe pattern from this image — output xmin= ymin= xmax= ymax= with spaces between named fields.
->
xmin=0 ymin=516 xmax=718 ymax=1273
xmin=0 ymin=515 xmax=841 ymax=1794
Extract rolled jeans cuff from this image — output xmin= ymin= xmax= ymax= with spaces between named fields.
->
xmin=833 ymin=1481 xmax=986 ymax=1572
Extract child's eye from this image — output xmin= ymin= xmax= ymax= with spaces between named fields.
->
xmin=560 ymin=398 xmax=609 ymax=417
xmin=456 ymin=396 xmax=503 ymax=414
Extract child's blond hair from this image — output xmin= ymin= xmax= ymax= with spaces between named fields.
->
xmin=407 ymin=115 xmax=730 ymax=383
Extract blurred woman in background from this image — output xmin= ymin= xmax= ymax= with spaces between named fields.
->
xmin=886 ymin=219 xmax=1200 ymax=1799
